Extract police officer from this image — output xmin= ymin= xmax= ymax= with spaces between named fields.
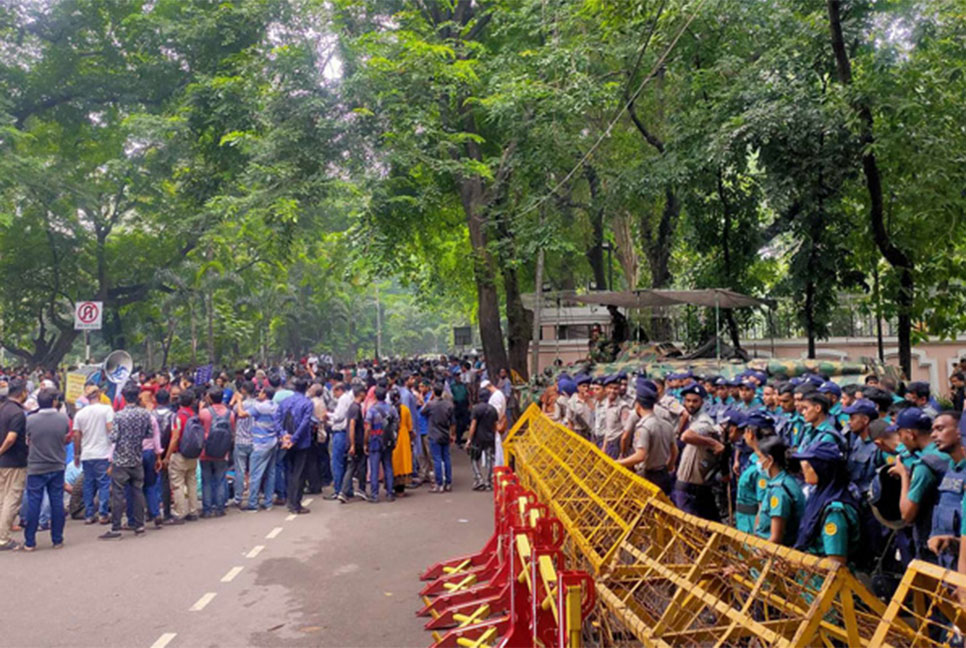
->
xmin=818 ymin=382 xmax=849 ymax=430
xmin=672 ymin=383 xmax=723 ymax=522
xmin=889 ymin=407 xmax=942 ymax=561
xmin=597 ymin=375 xmax=629 ymax=459
xmin=843 ymin=398 xmax=880 ymax=493
xmin=792 ymin=441 xmax=860 ymax=566
xmin=617 ymin=387 xmax=677 ymax=494
xmin=797 ymin=393 xmax=847 ymax=454
xmin=927 ymin=411 xmax=965 ymax=568
xmin=905 ymin=381 xmax=939 ymax=418
xmin=735 ymin=411 xmax=774 ymax=535
xmin=735 ymin=380 xmax=763 ymax=412
xmin=567 ymin=375 xmax=595 ymax=440
xmin=755 ymin=436 xmax=806 ymax=546
xmin=553 ymin=375 xmax=576 ymax=423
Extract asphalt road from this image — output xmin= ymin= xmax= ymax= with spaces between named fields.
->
xmin=1 ymin=452 xmax=493 ymax=648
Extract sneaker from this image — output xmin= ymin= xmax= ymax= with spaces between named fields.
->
xmin=294 ymin=508 xmax=311 ymax=515
xmin=98 ymin=515 xmax=111 ymax=525
xmin=409 ymin=480 xmax=423 ymax=488
xmin=428 ymin=485 xmax=442 ymax=493
xmin=337 ymin=493 xmax=347 ymax=503
xmin=134 ymin=527 xmax=146 ymax=536
xmin=84 ymin=517 xmax=97 ymax=525
xmin=185 ymin=514 xmax=199 ymax=522
xmin=154 ymin=518 xmax=164 ymax=529
xmin=356 ymin=492 xmax=369 ymax=502
xmin=386 ymin=495 xmax=396 ymax=502
xmin=443 ymin=484 xmax=452 ymax=492
xmin=165 ymin=517 xmax=185 ymax=526
xmin=471 ymin=482 xmax=484 ymax=491
xmin=323 ymin=493 xmax=340 ymax=501
xmin=99 ymin=530 xmax=122 ymax=540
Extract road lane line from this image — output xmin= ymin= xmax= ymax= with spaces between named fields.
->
xmin=285 ymin=513 xmax=297 ymax=521
xmin=221 ymin=566 xmax=244 ymax=583
xmin=266 ymin=527 xmax=283 ymax=539
xmin=190 ymin=592 xmax=216 ymax=612
xmin=150 ymin=633 xmax=177 ymax=648
xmin=246 ymin=545 xmax=264 ymax=558
xmin=302 ymin=498 xmax=314 ymax=506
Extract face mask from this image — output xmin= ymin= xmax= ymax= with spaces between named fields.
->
xmin=0 ymin=387 xmax=8 ymax=397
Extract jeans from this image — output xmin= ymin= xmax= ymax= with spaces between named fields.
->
xmin=248 ymin=444 xmax=276 ymax=509
xmin=82 ymin=458 xmax=111 ymax=519
xmin=127 ymin=450 xmax=160 ymax=522
xmin=201 ymin=460 xmax=229 ymax=514
xmin=339 ymin=449 xmax=366 ymax=497
xmin=430 ymin=439 xmax=452 ymax=487
xmin=24 ymin=471 xmax=65 ymax=548
xmin=111 ymin=464 xmax=145 ymax=532
xmin=285 ymin=448 xmax=309 ymax=512
xmin=274 ymin=448 xmax=288 ymax=500
xmin=367 ymin=436 xmax=394 ymax=500
xmin=233 ymin=444 xmax=253 ymax=504
xmin=330 ymin=431 xmax=347 ymax=492
xmin=470 ymin=446 xmax=495 ymax=487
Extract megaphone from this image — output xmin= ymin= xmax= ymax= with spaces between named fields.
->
xmin=102 ymin=350 xmax=133 ymax=386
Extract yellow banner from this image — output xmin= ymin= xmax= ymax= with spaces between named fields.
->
xmin=64 ymin=372 xmax=87 ymax=405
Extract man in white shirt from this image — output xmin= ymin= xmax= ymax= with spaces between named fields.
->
xmin=72 ymin=385 xmax=115 ymax=524
xmin=481 ymin=380 xmax=507 ymax=465
xmin=325 ymin=383 xmax=354 ymax=500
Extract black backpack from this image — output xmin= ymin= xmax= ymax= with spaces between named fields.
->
xmin=153 ymin=408 xmax=175 ymax=451
xmin=179 ymin=414 xmax=205 ymax=459
xmin=376 ymin=404 xmax=399 ymax=450
xmin=204 ymin=405 xmax=233 ymax=459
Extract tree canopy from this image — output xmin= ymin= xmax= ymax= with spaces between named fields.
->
xmin=1 ymin=0 xmax=964 ymax=374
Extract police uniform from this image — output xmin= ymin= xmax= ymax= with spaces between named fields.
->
xmin=756 ymin=471 xmax=806 ymax=546
xmin=672 ymin=385 xmax=721 ymax=522
xmin=598 ymin=392 xmax=629 ymax=459
xmin=735 ymin=454 xmax=765 ymax=534
xmin=901 ymin=446 xmax=942 ymax=560
xmin=568 ymin=393 xmax=595 ymax=440
xmin=931 ymin=457 xmax=966 ymax=568
xmin=798 ymin=418 xmax=846 ymax=454
xmin=846 ymin=434 xmax=879 ymax=493
xmin=806 ymin=501 xmax=861 ymax=560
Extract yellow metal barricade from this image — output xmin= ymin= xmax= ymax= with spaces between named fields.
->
xmin=503 ymin=404 xmax=937 ymax=647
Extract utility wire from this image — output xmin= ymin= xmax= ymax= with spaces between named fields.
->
xmin=515 ymin=0 xmax=709 ymax=221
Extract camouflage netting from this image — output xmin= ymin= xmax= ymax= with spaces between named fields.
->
xmin=521 ymin=341 xmax=900 ymax=404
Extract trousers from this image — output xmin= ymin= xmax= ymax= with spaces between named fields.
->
xmin=0 ymin=467 xmax=26 ymax=544
xmin=111 ymin=464 xmax=145 ymax=531
xmin=168 ymin=453 xmax=199 ymax=519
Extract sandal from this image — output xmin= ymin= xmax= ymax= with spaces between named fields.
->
xmin=13 ymin=543 xmax=34 ymax=552
xmin=0 ymin=540 xmax=18 ymax=551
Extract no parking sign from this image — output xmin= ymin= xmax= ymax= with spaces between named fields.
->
xmin=74 ymin=301 xmax=103 ymax=330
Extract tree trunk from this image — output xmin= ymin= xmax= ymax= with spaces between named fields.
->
xmin=826 ymin=0 xmax=912 ymax=378
xmin=190 ymin=304 xmax=198 ymax=366
xmin=613 ymin=211 xmax=639 ymax=290
xmin=717 ymin=170 xmax=743 ymax=352
xmin=805 ymin=278 xmax=816 ymax=359
xmin=583 ymin=164 xmax=607 ymax=290
xmin=493 ymin=213 xmax=531 ymax=381
xmin=205 ymin=290 xmax=215 ymax=363
xmin=460 ymin=177 xmax=509 ymax=379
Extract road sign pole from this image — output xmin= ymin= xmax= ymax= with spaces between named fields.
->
xmin=84 ymin=331 xmax=90 ymax=364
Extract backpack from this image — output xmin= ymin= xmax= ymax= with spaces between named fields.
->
xmin=154 ymin=408 xmax=175 ymax=451
xmin=204 ymin=405 xmax=233 ymax=459
xmin=377 ymin=403 xmax=399 ymax=450
xmin=179 ymin=414 xmax=205 ymax=459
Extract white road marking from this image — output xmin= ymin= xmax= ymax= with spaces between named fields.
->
xmin=190 ymin=592 xmax=216 ymax=612
xmin=302 ymin=498 xmax=314 ymax=506
xmin=266 ymin=527 xmax=283 ymax=539
xmin=150 ymin=633 xmax=177 ymax=648
xmin=246 ymin=545 xmax=264 ymax=558
xmin=285 ymin=513 xmax=297 ymax=521
xmin=221 ymin=566 xmax=244 ymax=583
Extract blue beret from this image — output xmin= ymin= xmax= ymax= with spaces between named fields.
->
xmin=558 ymin=378 xmax=577 ymax=396
xmin=575 ymin=374 xmax=591 ymax=386
xmin=739 ymin=380 xmax=756 ymax=389
xmin=893 ymin=407 xmax=932 ymax=432
xmin=680 ymin=383 xmax=707 ymax=399
xmin=753 ymin=371 xmax=768 ymax=384
xmin=636 ymin=387 xmax=658 ymax=408
xmin=817 ymin=381 xmax=842 ymax=397
xmin=603 ymin=374 xmax=620 ymax=386
xmin=791 ymin=441 xmax=844 ymax=462
xmin=842 ymin=399 xmax=878 ymax=418
xmin=744 ymin=411 xmax=775 ymax=429
xmin=719 ymin=409 xmax=746 ymax=427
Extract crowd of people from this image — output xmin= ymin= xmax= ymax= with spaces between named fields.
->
xmin=0 ymin=355 xmax=516 ymax=551
xmin=544 ymin=360 xmax=966 ymax=597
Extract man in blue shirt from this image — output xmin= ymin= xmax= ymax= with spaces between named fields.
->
xmin=274 ymin=378 xmax=315 ymax=515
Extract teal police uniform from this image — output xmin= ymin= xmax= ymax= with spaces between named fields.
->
xmin=756 ymin=471 xmax=806 ymax=546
